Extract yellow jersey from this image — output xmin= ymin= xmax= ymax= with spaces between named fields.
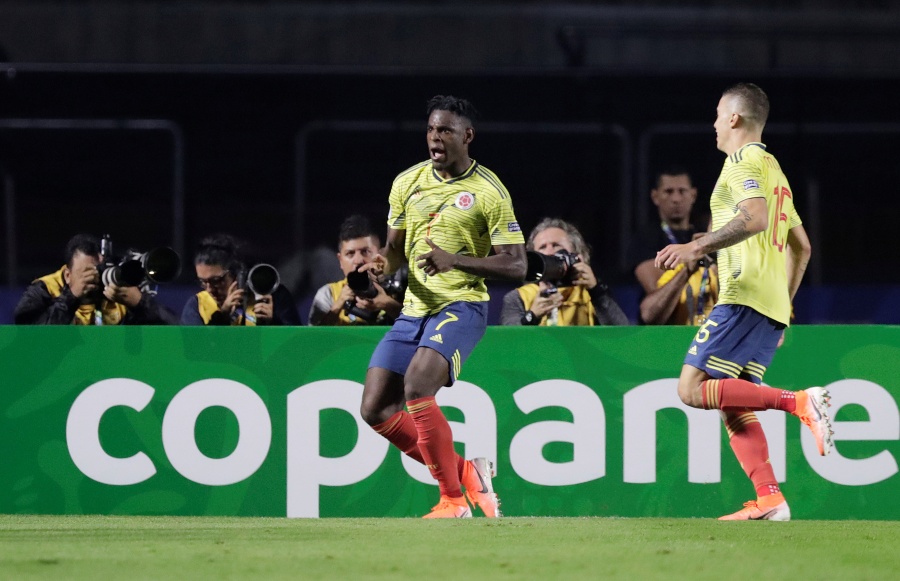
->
xmin=710 ymin=142 xmax=801 ymax=325
xmin=387 ymin=160 xmax=524 ymax=316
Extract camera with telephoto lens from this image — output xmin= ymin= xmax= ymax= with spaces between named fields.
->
xmin=525 ymin=249 xmax=580 ymax=293
xmin=244 ymin=263 xmax=280 ymax=298
xmin=344 ymin=265 xmax=408 ymax=322
xmin=99 ymin=234 xmax=182 ymax=288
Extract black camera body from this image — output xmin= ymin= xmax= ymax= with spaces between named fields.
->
xmin=343 ymin=265 xmax=408 ymax=322
xmin=525 ymin=250 xmax=580 ymax=288
xmin=99 ymin=235 xmax=182 ymax=288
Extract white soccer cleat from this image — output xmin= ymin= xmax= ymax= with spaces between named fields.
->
xmin=795 ymin=387 xmax=834 ymax=456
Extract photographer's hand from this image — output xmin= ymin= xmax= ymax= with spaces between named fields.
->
xmin=416 ymin=238 xmax=458 ymax=276
xmin=570 ymin=262 xmax=598 ymax=289
xmin=355 ymin=282 xmax=402 ymax=319
xmin=68 ymin=263 xmax=100 ymax=300
xmin=104 ymin=283 xmax=142 ymax=308
xmin=531 ymin=284 xmax=563 ymax=318
xmin=332 ymin=284 xmax=356 ymax=314
xmin=219 ymin=281 xmax=245 ymax=314
xmin=254 ymin=295 xmax=274 ymax=324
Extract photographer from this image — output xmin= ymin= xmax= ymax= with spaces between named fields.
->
xmin=629 ymin=167 xmax=718 ymax=325
xmin=181 ymin=234 xmax=302 ymax=326
xmin=500 ymin=218 xmax=628 ymax=326
xmin=308 ymin=215 xmax=403 ymax=326
xmin=14 ymin=233 xmax=176 ymax=325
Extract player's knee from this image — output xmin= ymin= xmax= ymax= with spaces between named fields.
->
xmin=403 ymin=381 xmax=440 ymax=402
xmin=677 ymin=380 xmax=703 ymax=408
xmin=358 ymin=400 xmax=382 ymax=427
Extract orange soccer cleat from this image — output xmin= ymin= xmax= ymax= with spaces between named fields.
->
xmin=422 ymin=495 xmax=472 ymax=519
xmin=462 ymin=457 xmax=502 ymax=518
xmin=794 ymin=387 xmax=834 ymax=456
xmin=718 ymin=492 xmax=791 ymax=521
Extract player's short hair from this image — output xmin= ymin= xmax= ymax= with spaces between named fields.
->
xmin=427 ymin=95 xmax=479 ymax=126
xmin=654 ymin=165 xmax=693 ymax=189
xmin=65 ymin=234 xmax=101 ymax=266
xmin=338 ymin=214 xmax=380 ymax=250
xmin=723 ymin=82 xmax=770 ymax=129
xmin=527 ymin=217 xmax=591 ymax=265
xmin=194 ymin=233 xmax=246 ymax=276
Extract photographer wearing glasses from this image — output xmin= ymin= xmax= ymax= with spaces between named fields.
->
xmin=308 ymin=215 xmax=404 ymax=326
xmin=181 ymin=234 xmax=302 ymax=325
xmin=500 ymin=218 xmax=628 ymax=326
xmin=14 ymin=233 xmax=177 ymax=325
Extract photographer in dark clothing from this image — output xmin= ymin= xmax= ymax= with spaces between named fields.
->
xmin=500 ymin=217 xmax=628 ymax=326
xmin=14 ymin=233 xmax=176 ymax=325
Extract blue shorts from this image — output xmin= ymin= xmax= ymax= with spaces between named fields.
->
xmin=684 ymin=304 xmax=785 ymax=385
xmin=369 ymin=301 xmax=488 ymax=385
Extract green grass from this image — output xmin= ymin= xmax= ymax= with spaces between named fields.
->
xmin=1 ymin=515 xmax=898 ymax=580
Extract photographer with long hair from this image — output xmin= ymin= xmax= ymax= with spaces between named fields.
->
xmin=181 ymin=234 xmax=301 ymax=325
xmin=500 ymin=217 xmax=628 ymax=326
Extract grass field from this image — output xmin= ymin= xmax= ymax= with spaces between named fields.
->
xmin=1 ymin=515 xmax=898 ymax=580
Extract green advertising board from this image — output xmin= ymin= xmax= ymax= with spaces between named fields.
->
xmin=1 ymin=325 xmax=898 ymax=519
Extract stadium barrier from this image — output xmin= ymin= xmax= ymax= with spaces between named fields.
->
xmin=1 ymin=325 xmax=897 ymax=519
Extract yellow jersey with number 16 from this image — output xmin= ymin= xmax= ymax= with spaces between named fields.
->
xmin=710 ymin=142 xmax=802 ymax=326
xmin=387 ymin=159 xmax=524 ymax=317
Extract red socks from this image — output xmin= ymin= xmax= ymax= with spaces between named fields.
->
xmin=407 ymin=396 xmax=463 ymax=498
xmin=372 ymin=410 xmax=424 ymax=464
xmin=372 ymin=410 xmax=467 ymax=480
xmin=702 ymin=378 xmax=797 ymax=413
xmin=724 ymin=411 xmax=780 ymax=498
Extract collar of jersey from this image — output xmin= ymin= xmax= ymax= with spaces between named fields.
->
xmin=741 ymin=142 xmax=767 ymax=153
xmin=432 ymin=159 xmax=479 ymax=183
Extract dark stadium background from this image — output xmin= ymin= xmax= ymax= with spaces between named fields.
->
xmin=1 ymin=0 xmax=898 ymax=323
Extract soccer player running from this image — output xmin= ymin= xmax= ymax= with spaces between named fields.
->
xmin=654 ymin=83 xmax=833 ymax=521
xmin=359 ymin=95 xmax=526 ymax=518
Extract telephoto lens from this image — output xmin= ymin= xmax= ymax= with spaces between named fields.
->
xmin=346 ymin=270 xmax=378 ymax=299
xmin=525 ymin=250 xmax=579 ymax=284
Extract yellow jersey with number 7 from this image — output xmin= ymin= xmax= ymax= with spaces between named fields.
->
xmin=387 ymin=159 xmax=524 ymax=317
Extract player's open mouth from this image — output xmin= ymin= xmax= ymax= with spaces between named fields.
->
xmin=430 ymin=148 xmax=445 ymax=161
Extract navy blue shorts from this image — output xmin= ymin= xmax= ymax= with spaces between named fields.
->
xmin=369 ymin=301 xmax=488 ymax=385
xmin=683 ymin=304 xmax=785 ymax=384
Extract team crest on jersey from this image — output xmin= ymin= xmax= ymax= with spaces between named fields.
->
xmin=455 ymin=192 xmax=475 ymax=210
xmin=743 ymin=179 xmax=760 ymax=190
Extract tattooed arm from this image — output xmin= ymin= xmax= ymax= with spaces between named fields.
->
xmin=655 ymin=197 xmax=768 ymax=270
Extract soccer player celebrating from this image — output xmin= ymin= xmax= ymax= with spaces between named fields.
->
xmin=654 ymin=83 xmax=833 ymax=521
xmin=359 ymin=95 xmax=526 ymax=518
